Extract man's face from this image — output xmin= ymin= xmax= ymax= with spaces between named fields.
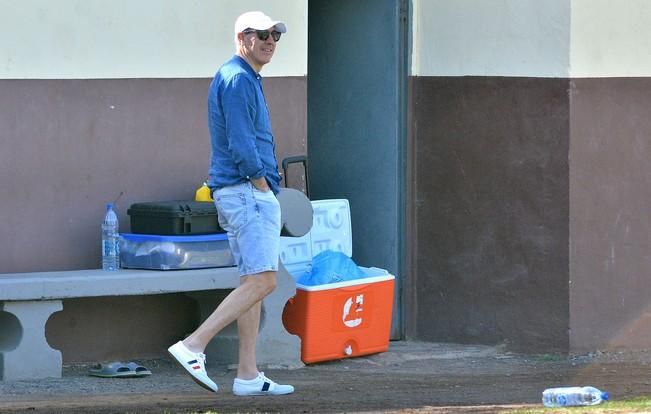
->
xmin=239 ymin=26 xmax=279 ymax=71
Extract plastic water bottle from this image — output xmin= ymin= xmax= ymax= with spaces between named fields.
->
xmin=102 ymin=203 xmax=120 ymax=271
xmin=542 ymin=386 xmax=609 ymax=407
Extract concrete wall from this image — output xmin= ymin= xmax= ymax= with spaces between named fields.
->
xmin=1 ymin=0 xmax=307 ymax=362
xmin=407 ymin=0 xmax=571 ymax=352
xmin=408 ymin=0 xmax=651 ymax=353
xmin=569 ymin=78 xmax=651 ymax=352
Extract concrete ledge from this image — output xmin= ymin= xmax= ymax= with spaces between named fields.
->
xmin=0 ymin=267 xmax=240 ymax=301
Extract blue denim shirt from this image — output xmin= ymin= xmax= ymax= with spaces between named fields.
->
xmin=207 ymin=55 xmax=281 ymax=194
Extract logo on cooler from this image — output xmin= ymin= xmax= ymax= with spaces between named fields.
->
xmin=342 ymin=294 xmax=364 ymax=328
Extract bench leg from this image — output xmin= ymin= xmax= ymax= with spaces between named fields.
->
xmin=255 ymin=264 xmax=303 ymax=368
xmin=0 ymin=300 xmax=63 ymax=381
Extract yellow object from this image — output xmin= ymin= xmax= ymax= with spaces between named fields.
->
xmin=195 ymin=182 xmax=213 ymax=201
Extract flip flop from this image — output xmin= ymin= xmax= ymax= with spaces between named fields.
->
xmin=88 ymin=361 xmax=133 ymax=378
xmin=88 ymin=361 xmax=152 ymax=378
xmin=126 ymin=361 xmax=152 ymax=377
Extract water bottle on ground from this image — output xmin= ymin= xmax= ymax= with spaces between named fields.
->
xmin=542 ymin=386 xmax=609 ymax=407
xmin=102 ymin=203 xmax=120 ymax=271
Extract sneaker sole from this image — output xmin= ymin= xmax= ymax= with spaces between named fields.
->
xmin=233 ymin=388 xmax=294 ymax=396
xmin=167 ymin=348 xmax=218 ymax=393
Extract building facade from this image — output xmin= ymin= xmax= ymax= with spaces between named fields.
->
xmin=1 ymin=0 xmax=650 ymax=361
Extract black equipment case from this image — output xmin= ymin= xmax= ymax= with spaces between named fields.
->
xmin=127 ymin=200 xmax=223 ymax=235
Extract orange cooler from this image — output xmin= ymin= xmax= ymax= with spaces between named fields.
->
xmin=283 ymin=268 xmax=395 ymax=364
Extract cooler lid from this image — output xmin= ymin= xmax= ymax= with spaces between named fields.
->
xmin=310 ymin=199 xmax=352 ymax=257
xmin=296 ymin=268 xmax=395 ymax=291
xmin=280 ymin=199 xmax=353 ymax=277
xmin=280 ymin=232 xmax=312 ymax=275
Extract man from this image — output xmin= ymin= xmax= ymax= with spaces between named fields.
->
xmin=168 ymin=11 xmax=293 ymax=396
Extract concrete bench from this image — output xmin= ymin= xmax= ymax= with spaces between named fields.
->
xmin=0 ymin=188 xmax=312 ymax=381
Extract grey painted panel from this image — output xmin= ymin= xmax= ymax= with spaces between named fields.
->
xmin=0 ymin=268 xmax=238 ymax=300
xmin=308 ymin=0 xmax=405 ymax=337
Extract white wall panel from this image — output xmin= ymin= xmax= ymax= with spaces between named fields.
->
xmin=571 ymin=0 xmax=651 ymax=77
xmin=411 ymin=0 xmax=570 ymax=77
xmin=0 ymin=0 xmax=306 ymax=79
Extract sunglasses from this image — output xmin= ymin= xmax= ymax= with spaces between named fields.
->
xmin=243 ymin=29 xmax=282 ymax=42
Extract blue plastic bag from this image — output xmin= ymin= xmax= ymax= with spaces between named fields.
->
xmin=297 ymin=250 xmax=366 ymax=286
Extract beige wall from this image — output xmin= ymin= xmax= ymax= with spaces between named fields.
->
xmin=568 ymin=1 xmax=651 ymax=350
xmin=571 ymin=0 xmax=651 ymax=77
xmin=411 ymin=0 xmax=651 ymax=78
xmin=411 ymin=0 xmax=570 ymax=77
xmin=0 ymin=0 xmax=307 ymax=79
xmin=6 ymin=0 xmax=651 ymax=357
xmin=569 ymin=78 xmax=651 ymax=351
xmin=409 ymin=0 xmax=651 ymax=354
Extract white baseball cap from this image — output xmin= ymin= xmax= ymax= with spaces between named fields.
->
xmin=234 ymin=11 xmax=287 ymax=34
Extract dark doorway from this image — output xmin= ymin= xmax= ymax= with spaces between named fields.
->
xmin=307 ymin=0 xmax=409 ymax=337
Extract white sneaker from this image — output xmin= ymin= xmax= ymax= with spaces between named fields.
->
xmin=167 ymin=341 xmax=218 ymax=392
xmin=233 ymin=371 xmax=294 ymax=396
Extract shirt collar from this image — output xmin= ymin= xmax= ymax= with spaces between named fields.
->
xmin=234 ymin=55 xmax=262 ymax=80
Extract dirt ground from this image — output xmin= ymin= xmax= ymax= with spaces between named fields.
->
xmin=2 ymin=341 xmax=651 ymax=413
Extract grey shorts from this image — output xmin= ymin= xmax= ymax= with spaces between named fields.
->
xmin=213 ymin=182 xmax=281 ymax=276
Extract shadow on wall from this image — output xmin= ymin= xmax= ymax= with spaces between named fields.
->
xmin=45 ymin=294 xmax=200 ymax=363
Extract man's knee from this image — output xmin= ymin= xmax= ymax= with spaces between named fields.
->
xmin=258 ymin=271 xmax=277 ymax=295
xmin=243 ymin=271 xmax=277 ymax=296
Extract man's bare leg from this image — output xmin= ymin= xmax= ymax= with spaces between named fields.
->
xmin=182 ymin=271 xmax=276 ymax=354
xmin=236 ymin=296 xmax=262 ymax=379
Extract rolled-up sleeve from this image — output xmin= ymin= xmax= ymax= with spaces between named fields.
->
xmin=222 ymin=74 xmax=266 ymax=180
